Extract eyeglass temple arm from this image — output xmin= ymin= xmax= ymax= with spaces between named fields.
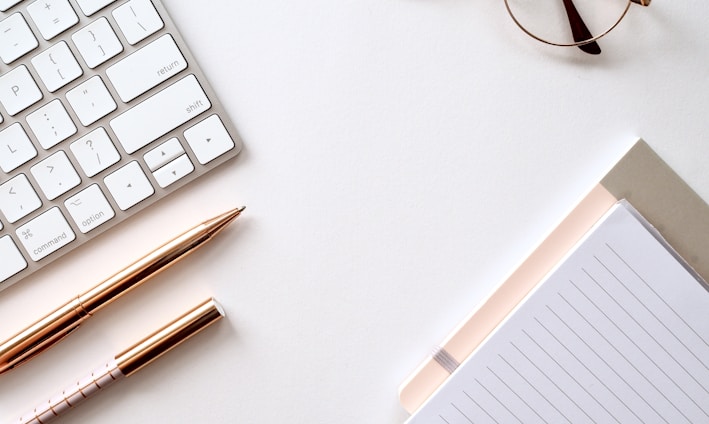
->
xmin=562 ymin=0 xmax=602 ymax=55
xmin=631 ymin=0 xmax=651 ymax=6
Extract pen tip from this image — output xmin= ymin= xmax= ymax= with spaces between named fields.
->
xmin=224 ymin=206 xmax=245 ymax=222
xmin=208 ymin=206 xmax=245 ymax=233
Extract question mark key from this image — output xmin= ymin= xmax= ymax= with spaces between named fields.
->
xmin=70 ymin=127 xmax=121 ymax=177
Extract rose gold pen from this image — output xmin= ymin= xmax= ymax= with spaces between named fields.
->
xmin=16 ymin=297 xmax=225 ymax=424
xmin=0 ymin=207 xmax=244 ymax=375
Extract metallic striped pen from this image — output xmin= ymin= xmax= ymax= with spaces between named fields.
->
xmin=16 ymin=298 xmax=225 ymax=424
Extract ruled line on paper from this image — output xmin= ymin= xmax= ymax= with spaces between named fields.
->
xmin=582 ymin=262 xmax=709 ymax=394
xmin=531 ymin=317 xmax=627 ymax=423
xmin=520 ymin=327 xmax=614 ymax=423
xmin=497 ymin=353 xmax=571 ymax=424
xmin=451 ymin=402 xmax=474 ymax=423
xmin=475 ymin=378 xmax=523 ymax=424
xmin=487 ymin=365 xmax=548 ymax=424
xmin=578 ymin=263 xmax=709 ymax=415
xmin=462 ymin=390 xmax=498 ymax=424
xmin=549 ymin=296 xmax=670 ymax=423
xmin=509 ymin=341 xmax=595 ymax=423
xmin=605 ymin=244 xmax=709 ymax=366
xmin=595 ymin=240 xmax=709 ymax=417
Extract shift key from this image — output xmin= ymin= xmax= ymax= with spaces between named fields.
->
xmin=110 ymin=75 xmax=211 ymax=154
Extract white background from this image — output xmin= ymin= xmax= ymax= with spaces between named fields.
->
xmin=1 ymin=1 xmax=709 ymax=423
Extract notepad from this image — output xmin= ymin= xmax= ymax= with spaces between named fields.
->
xmin=406 ymin=202 xmax=709 ymax=423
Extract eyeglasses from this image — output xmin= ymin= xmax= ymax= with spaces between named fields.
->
xmin=504 ymin=0 xmax=651 ymax=55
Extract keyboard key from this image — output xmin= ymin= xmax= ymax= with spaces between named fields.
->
xmin=30 ymin=150 xmax=81 ymax=200
xmin=0 ymin=173 xmax=43 ymax=223
xmin=66 ymin=75 xmax=117 ymax=126
xmin=27 ymin=0 xmax=80 ymax=40
xmin=110 ymin=74 xmax=211 ymax=154
xmin=71 ymin=16 xmax=123 ymax=68
xmin=106 ymin=34 xmax=187 ymax=102
xmin=16 ymin=207 xmax=76 ymax=261
xmin=153 ymin=154 xmax=194 ymax=188
xmin=0 ymin=13 xmax=39 ymax=64
xmin=0 ymin=65 xmax=43 ymax=116
xmin=74 ymin=0 xmax=116 ymax=16
xmin=0 ymin=123 xmax=37 ymax=173
xmin=31 ymin=41 xmax=83 ymax=92
xmin=0 ymin=0 xmax=23 ymax=12
xmin=184 ymin=115 xmax=235 ymax=164
xmin=112 ymin=0 xmax=164 ymax=45
xmin=64 ymin=184 xmax=115 ymax=233
xmin=144 ymin=137 xmax=184 ymax=171
xmin=104 ymin=161 xmax=154 ymax=210
xmin=0 ymin=235 xmax=27 ymax=283
xmin=70 ymin=127 xmax=121 ymax=177
xmin=26 ymin=99 xmax=78 ymax=149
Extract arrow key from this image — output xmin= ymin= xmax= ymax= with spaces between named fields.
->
xmin=104 ymin=160 xmax=154 ymax=210
xmin=143 ymin=137 xmax=184 ymax=171
xmin=184 ymin=114 xmax=235 ymax=165
xmin=152 ymin=154 xmax=194 ymax=188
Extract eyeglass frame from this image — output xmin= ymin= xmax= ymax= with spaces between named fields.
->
xmin=503 ymin=0 xmax=651 ymax=49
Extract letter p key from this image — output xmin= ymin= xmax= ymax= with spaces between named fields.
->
xmin=0 ymin=65 xmax=43 ymax=116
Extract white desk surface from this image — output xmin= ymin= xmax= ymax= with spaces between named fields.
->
xmin=1 ymin=1 xmax=709 ymax=423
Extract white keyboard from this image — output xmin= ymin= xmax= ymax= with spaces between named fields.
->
xmin=0 ymin=0 xmax=242 ymax=290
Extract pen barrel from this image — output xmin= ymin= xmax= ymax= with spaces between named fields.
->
xmin=17 ymin=360 xmax=124 ymax=424
xmin=79 ymin=207 xmax=242 ymax=314
xmin=0 ymin=298 xmax=88 ymax=373
xmin=78 ymin=227 xmax=213 ymax=313
xmin=116 ymin=298 xmax=224 ymax=375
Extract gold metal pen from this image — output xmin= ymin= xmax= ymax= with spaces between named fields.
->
xmin=16 ymin=297 xmax=225 ymax=424
xmin=0 ymin=207 xmax=244 ymax=375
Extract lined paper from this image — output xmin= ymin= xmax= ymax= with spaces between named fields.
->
xmin=407 ymin=203 xmax=709 ymax=424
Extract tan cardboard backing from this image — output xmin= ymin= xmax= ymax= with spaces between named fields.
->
xmin=602 ymin=141 xmax=709 ymax=280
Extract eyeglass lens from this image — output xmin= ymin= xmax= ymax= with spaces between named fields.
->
xmin=505 ymin=0 xmax=629 ymax=49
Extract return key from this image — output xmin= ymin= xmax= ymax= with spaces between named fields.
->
xmin=106 ymin=34 xmax=187 ymax=103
